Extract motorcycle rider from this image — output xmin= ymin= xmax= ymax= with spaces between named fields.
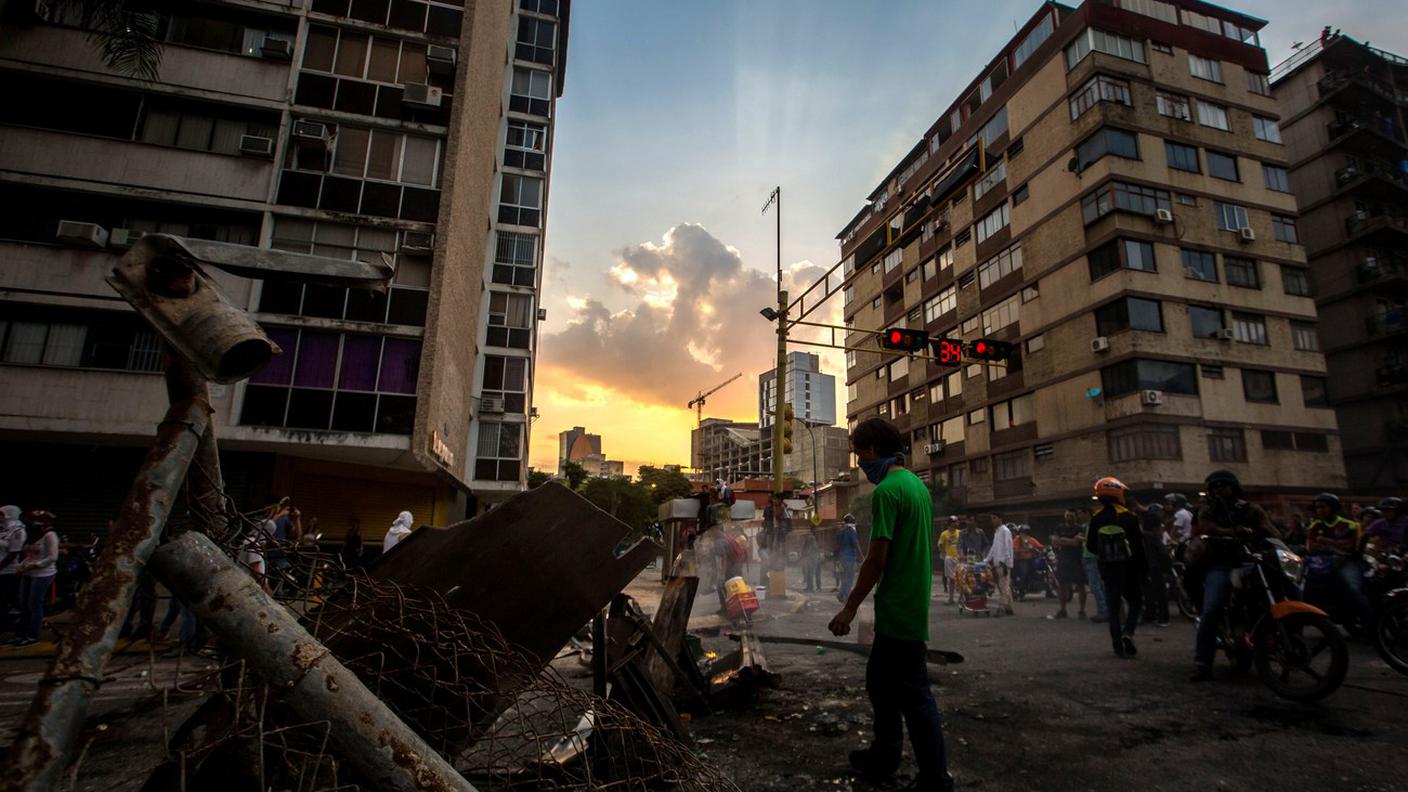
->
xmin=1366 ymin=497 xmax=1408 ymax=553
xmin=1012 ymin=525 xmax=1043 ymax=598
xmin=1085 ymin=477 xmax=1145 ymax=658
xmin=1190 ymin=469 xmax=1278 ymax=682
xmin=1304 ymin=492 xmax=1372 ymax=630
xmin=1166 ymin=494 xmax=1195 ymax=546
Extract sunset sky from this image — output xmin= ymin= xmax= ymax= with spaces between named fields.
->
xmin=528 ymin=0 xmax=1407 ymax=475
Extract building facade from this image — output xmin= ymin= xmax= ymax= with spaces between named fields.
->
xmin=1271 ymin=33 xmax=1408 ymax=493
xmin=0 ymin=0 xmax=569 ymax=534
xmin=759 ymin=351 xmax=837 ymax=428
xmin=691 ymin=418 xmax=772 ymax=484
xmin=838 ymin=0 xmax=1345 ymax=521
xmin=557 ymin=425 xmax=601 ymax=468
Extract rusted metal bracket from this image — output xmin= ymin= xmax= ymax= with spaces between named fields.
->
xmin=169 ymin=235 xmax=395 ymax=290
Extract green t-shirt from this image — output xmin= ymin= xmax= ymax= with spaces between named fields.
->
xmin=869 ymin=466 xmax=933 ymax=642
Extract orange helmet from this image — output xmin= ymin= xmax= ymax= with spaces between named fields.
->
xmin=1093 ymin=476 xmax=1127 ymax=504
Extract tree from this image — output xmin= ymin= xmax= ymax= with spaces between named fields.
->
xmin=527 ymin=469 xmax=552 ymax=489
xmin=636 ymin=466 xmax=693 ymax=504
xmin=559 ymin=460 xmax=589 ymax=491
xmin=22 ymin=1 xmax=170 ymax=80
xmin=579 ymin=476 xmax=655 ymax=530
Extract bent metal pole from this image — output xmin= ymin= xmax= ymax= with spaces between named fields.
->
xmin=148 ymin=531 xmax=478 ymax=792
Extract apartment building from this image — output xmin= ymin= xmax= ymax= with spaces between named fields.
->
xmin=691 ymin=418 xmax=772 ymax=484
xmin=838 ymin=0 xmax=1345 ymax=520
xmin=0 ymin=0 xmax=569 ymax=533
xmin=759 ymin=351 xmax=837 ymax=428
xmin=1271 ymin=33 xmax=1408 ymax=493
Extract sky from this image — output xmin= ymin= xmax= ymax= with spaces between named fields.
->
xmin=528 ymin=0 xmax=1408 ymax=476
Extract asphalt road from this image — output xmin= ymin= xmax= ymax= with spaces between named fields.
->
xmin=691 ymin=585 xmax=1408 ymax=792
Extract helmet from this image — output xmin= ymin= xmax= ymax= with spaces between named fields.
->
xmin=1146 ymin=503 xmax=1164 ymax=515
xmin=22 ymin=510 xmax=55 ymax=527
xmin=1204 ymin=469 xmax=1241 ymax=490
xmin=1378 ymin=497 xmax=1403 ymax=512
xmin=1164 ymin=493 xmax=1188 ymax=507
xmin=1093 ymin=476 xmax=1127 ymax=504
xmin=842 ymin=513 xmax=856 ymax=525
xmin=1017 ymin=524 xmax=1031 ymax=533
xmin=1312 ymin=492 xmax=1342 ymax=513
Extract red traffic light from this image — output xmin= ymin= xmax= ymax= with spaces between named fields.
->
xmin=879 ymin=327 xmax=929 ymax=352
xmin=971 ymin=338 xmax=1015 ymax=361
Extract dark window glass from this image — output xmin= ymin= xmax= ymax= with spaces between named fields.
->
xmin=1165 ymin=141 xmax=1200 ymax=172
xmin=1096 ymin=297 xmax=1162 ymax=335
xmin=1101 ymin=359 xmax=1198 ymax=397
xmin=259 ymin=281 xmax=303 ymax=315
xmin=375 ymin=394 xmax=417 ymax=434
xmin=1295 ymin=432 xmax=1329 ymax=452
xmin=240 ymin=385 xmax=289 ymax=426
xmin=1012 ymin=184 xmax=1029 ymax=205
xmin=1208 ymin=429 xmax=1247 ymax=462
xmin=1242 ymin=369 xmax=1278 ymax=403
xmin=1181 ymin=249 xmax=1217 ymax=281
xmin=1261 ymin=430 xmax=1294 ymax=450
xmin=1088 ymin=240 xmax=1120 ymax=280
xmin=286 ymin=388 xmax=335 ymax=429
xmin=302 ymin=285 xmax=346 ymax=319
xmin=1225 ymin=257 xmax=1259 ymax=288
xmin=1076 ymin=127 xmax=1140 ymax=170
xmin=330 ymin=392 xmax=378 ymax=432
xmin=295 ymin=72 xmax=338 ymax=109
xmin=1189 ymin=306 xmax=1224 ymax=338
xmin=388 ymin=0 xmax=427 ymax=30
xmin=1207 ymin=150 xmax=1239 ymax=181
xmin=1123 ymin=239 xmax=1156 ymax=272
xmin=1282 ymin=266 xmax=1311 ymax=296
xmin=1301 ymin=375 xmax=1329 ymax=407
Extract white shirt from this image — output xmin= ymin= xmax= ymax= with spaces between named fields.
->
xmin=1173 ymin=508 xmax=1194 ymax=542
xmin=0 ymin=522 xmax=25 ymax=575
xmin=985 ymin=524 xmax=1014 ymax=567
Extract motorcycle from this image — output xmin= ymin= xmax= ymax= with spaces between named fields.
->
xmin=1013 ymin=548 xmax=1056 ymax=601
xmin=1366 ymin=542 xmax=1408 ymax=675
xmin=1207 ymin=536 xmax=1348 ymax=702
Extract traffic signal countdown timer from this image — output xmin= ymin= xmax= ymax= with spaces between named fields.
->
xmin=878 ymin=326 xmax=1014 ymax=365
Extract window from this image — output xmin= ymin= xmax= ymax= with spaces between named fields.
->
xmin=1116 ymin=0 xmax=1177 ymax=23
xmin=975 ymin=204 xmax=1010 ymax=244
xmin=1165 ymin=141 xmax=1199 ymax=172
xmin=493 ymin=231 xmax=538 ymax=287
xmin=843 ymin=285 xmax=855 ymax=305
xmin=264 ymin=218 xmax=429 ymax=326
xmin=1188 ymin=305 xmax=1225 ymax=337
xmin=977 ymin=106 xmax=1010 ymax=148
xmin=327 ymin=126 xmax=441 ymax=186
xmin=946 ymin=370 xmax=963 ymax=399
xmin=1176 ymin=193 xmax=1197 ymax=206
xmin=1109 ymin=426 xmax=1181 ymax=462
xmin=940 ymin=416 xmax=965 ymax=445
xmin=1087 ymin=238 xmax=1155 ymax=279
xmin=510 ymin=68 xmax=552 ymax=116
xmin=1021 ymin=285 xmax=1039 ymax=302
xmin=1026 ymin=334 xmax=1045 ymax=353
xmin=981 ymin=294 xmax=1020 ymax=334
xmin=1096 ymin=297 xmax=1164 ymax=335
xmin=139 ymin=106 xmax=270 ymax=156
xmin=994 ymin=449 xmax=1033 ymax=481
xmin=1263 ymin=431 xmax=1328 ymax=453
xmin=950 ymin=463 xmax=969 ymax=489
xmin=1231 ymin=311 xmax=1268 ymax=344
xmin=1273 ymin=215 xmax=1299 ymax=244
xmin=1225 ymin=257 xmax=1260 ymax=288
xmin=515 ymin=16 xmax=556 ymax=65
xmin=1066 ymin=28 xmax=1147 ymax=69
xmin=487 ymin=291 xmax=533 ymax=348
xmin=1069 ymin=75 xmax=1132 ymax=119
xmin=1246 ymin=72 xmax=1271 ymax=96
xmin=1215 ymin=202 xmax=1250 ymax=231
xmin=1222 ymin=19 xmax=1259 ymax=45
xmin=968 ymin=408 xmax=986 ymax=425
xmin=937 ymin=246 xmax=954 ymax=271
xmin=475 ymin=421 xmax=523 ymax=481
xmin=1156 ymin=92 xmax=1192 ymax=121
xmin=520 ymin=0 xmax=560 ymax=15
xmin=962 ymin=316 xmax=980 ymax=334
xmin=1008 ymin=137 xmax=1025 ymax=157
xmin=1207 ymin=150 xmax=1239 ymax=181
xmin=1291 ymin=322 xmax=1321 ymax=351
xmin=924 ymin=286 xmax=957 ymax=323
xmin=1181 ymin=8 xmax=1222 ymax=33
xmin=1152 ymin=42 xmax=1174 ymax=54
xmin=1197 ymin=100 xmax=1230 ymax=131
xmin=1075 ymin=127 xmax=1140 ymax=170
xmin=1181 ymin=249 xmax=1217 ymax=281
xmin=1208 ymin=429 xmax=1247 ymax=462
xmin=242 ymin=329 xmax=420 ymax=435
xmin=1082 ymin=181 xmax=1172 ymax=224
xmin=978 ymin=243 xmax=1022 ymax=289
xmin=928 ymin=381 xmax=943 ymax=403
xmin=889 ymin=357 xmax=910 ymax=382
xmin=1012 ymin=183 xmax=1030 ymax=205
xmin=1302 ymin=375 xmax=1329 ymax=407
xmin=482 ymin=355 xmax=530 ymax=413
xmin=1189 ymin=54 xmax=1223 ymax=83
xmin=1242 ymin=369 xmax=1278 ymax=402
xmin=301 ymin=25 xmax=428 ymax=86
xmin=1013 ymin=12 xmax=1055 ymax=68
xmin=1263 ymin=164 xmax=1290 ymax=192
xmin=973 ymin=159 xmax=1006 ymax=201
xmin=505 ymin=120 xmax=547 ymax=170
xmin=955 ymin=228 xmax=971 ymax=246
xmin=1281 ymin=266 xmax=1311 ymax=296
xmin=1202 ymin=363 xmax=1224 ymax=379
xmin=905 ymin=268 xmax=918 ymax=284
xmin=883 ymin=248 xmax=903 ymax=273
xmin=1252 ymin=116 xmax=1282 ymax=143
xmin=1101 ymin=359 xmax=1198 ymax=397
xmin=499 ymin=174 xmax=543 ymax=226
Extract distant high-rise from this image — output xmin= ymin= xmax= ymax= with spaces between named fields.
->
xmin=558 ymin=425 xmax=602 ymax=467
xmin=759 ymin=351 xmax=837 ymax=427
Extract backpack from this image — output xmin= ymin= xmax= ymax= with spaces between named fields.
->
xmin=1095 ymin=508 xmax=1133 ymax=564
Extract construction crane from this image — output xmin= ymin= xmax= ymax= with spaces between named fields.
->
xmin=687 ymin=372 xmax=743 ymax=427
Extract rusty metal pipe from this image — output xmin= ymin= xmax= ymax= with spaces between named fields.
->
xmin=148 ymin=531 xmax=478 ymax=792
xmin=3 ymin=398 xmax=210 ymax=792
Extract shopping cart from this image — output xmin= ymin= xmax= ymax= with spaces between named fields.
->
xmin=956 ymin=559 xmax=995 ymax=616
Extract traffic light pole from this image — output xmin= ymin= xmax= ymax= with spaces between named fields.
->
xmin=773 ymin=288 xmax=788 ymax=497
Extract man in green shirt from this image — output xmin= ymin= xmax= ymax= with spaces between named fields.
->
xmin=830 ymin=417 xmax=954 ymax=791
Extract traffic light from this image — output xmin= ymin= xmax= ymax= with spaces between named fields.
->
xmin=782 ymin=403 xmax=795 ymax=454
xmin=971 ymin=338 xmax=1017 ymax=362
xmin=930 ymin=338 xmax=964 ymax=366
xmin=879 ymin=327 xmax=929 ymax=353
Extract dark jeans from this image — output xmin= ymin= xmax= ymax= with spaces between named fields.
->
xmin=1195 ymin=565 xmax=1238 ymax=667
xmin=1012 ymin=558 xmax=1034 ymax=595
xmin=19 ymin=575 xmax=54 ymax=640
xmin=803 ymin=558 xmax=823 ymax=591
xmin=865 ymin=634 xmax=955 ymax=791
xmin=0 ymin=574 xmax=20 ymax=635
xmin=1143 ymin=551 xmax=1171 ymax=624
xmin=1098 ymin=562 xmax=1143 ymax=645
xmin=1336 ymin=557 xmax=1374 ymax=625
xmin=839 ymin=558 xmax=858 ymax=603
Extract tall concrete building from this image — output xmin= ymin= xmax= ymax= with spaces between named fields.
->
xmin=691 ymin=418 xmax=772 ymax=484
xmin=1271 ymin=32 xmax=1408 ymax=492
xmin=0 ymin=0 xmax=569 ymax=533
xmin=838 ymin=0 xmax=1344 ymax=519
xmin=557 ymin=425 xmax=601 ymax=466
xmin=759 ymin=351 xmax=837 ymax=428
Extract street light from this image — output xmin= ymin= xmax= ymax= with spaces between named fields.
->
xmin=759 ymin=307 xmax=779 ymax=321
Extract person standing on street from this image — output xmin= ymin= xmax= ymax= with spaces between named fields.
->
xmin=1086 ymin=478 xmax=1146 ymax=658
xmin=13 ymin=510 xmax=59 ymax=647
xmin=801 ymin=528 xmax=822 ymax=592
xmin=829 ymin=417 xmax=955 ymax=792
xmin=1048 ymin=510 xmax=1088 ymax=620
xmin=1012 ymin=525 xmax=1043 ymax=599
xmin=0 ymin=506 xmax=26 ymax=641
xmin=1140 ymin=504 xmax=1171 ymax=628
xmin=937 ymin=517 xmax=961 ymax=604
xmin=837 ymin=514 xmax=861 ymax=603
xmin=984 ymin=516 xmax=1015 ymax=616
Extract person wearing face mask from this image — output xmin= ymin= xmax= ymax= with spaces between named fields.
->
xmin=829 ymin=417 xmax=954 ymax=792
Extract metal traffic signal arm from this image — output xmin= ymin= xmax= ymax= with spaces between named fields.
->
xmin=784 ymin=318 xmax=1011 ymax=368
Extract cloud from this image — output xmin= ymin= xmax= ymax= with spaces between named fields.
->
xmin=540 ymin=223 xmax=838 ymax=410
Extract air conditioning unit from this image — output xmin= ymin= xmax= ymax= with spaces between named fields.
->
xmin=922 ymin=441 xmax=947 ymax=456
xmin=56 ymin=220 xmax=108 ymax=249
xmin=426 ymin=45 xmax=456 ymax=76
xmin=239 ymin=134 xmax=274 ymax=158
xmin=480 ymin=396 xmax=506 ymax=414
xmin=1155 ymin=208 xmax=1174 ymax=225
xmin=1214 ymin=328 xmax=1235 ymax=341
xmin=1140 ymin=389 xmax=1166 ymax=407
xmin=400 ymin=231 xmax=434 ymax=254
xmin=536 ymin=308 xmax=547 ymax=321
xmin=108 ymin=228 xmax=145 ymax=249
xmin=1238 ymin=226 xmax=1256 ymax=242
xmin=402 ymin=83 xmax=444 ymax=110
xmin=1090 ymin=336 xmax=1111 ymax=353
xmin=260 ymin=37 xmax=293 ymax=60
xmin=292 ymin=120 xmax=330 ymax=149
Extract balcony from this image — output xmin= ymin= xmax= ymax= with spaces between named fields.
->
xmin=1377 ymin=364 xmax=1408 ymax=387
xmin=1318 ymin=71 xmax=1403 ymax=106
xmin=1356 ymin=254 xmax=1408 ymax=285
xmin=0 ymin=127 xmax=274 ymax=205
xmin=1327 ymin=116 xmax=1407 ymax=158
xmin=1336 ymin=161 xmax=1408 ymax=200
xmin=1345 ymin=209 xmax=1408 ymax=239
xmin=1365 ymin=310 xmax=1408 ymax=338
